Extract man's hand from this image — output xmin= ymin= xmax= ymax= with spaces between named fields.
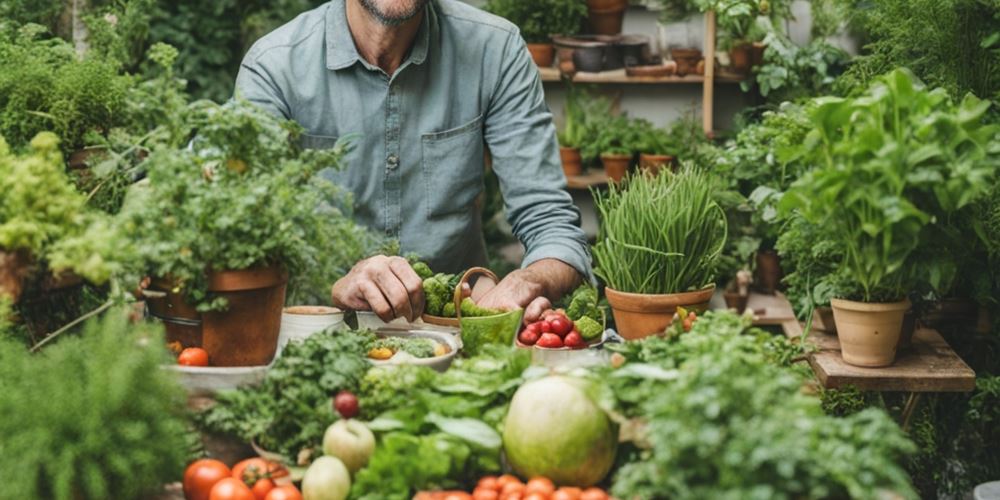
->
xmin=471 ymin=258 xmax=582 ymax=324
xmin=331 ymin=255 xmax=425 ymax=322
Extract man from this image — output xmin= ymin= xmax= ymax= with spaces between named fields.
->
xmin=236 ymin=0 xmax=590 ymax=324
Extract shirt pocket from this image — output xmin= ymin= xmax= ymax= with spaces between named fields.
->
xmin=421 ymin=114 xmax=485 ymax=219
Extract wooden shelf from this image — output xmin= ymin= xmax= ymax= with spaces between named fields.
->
xmin=709 ymin=290 xmax=803 ymax=336
xmin=803 ymin=328 xmax=976 ymax=392
xmin=538 ymin=67 xmax=744 ymax=84
xmin=565 ymin=169 xmax=610 ymax=190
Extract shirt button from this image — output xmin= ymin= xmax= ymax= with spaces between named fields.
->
xmin=387 ymin=154 xmax=399 ymax=170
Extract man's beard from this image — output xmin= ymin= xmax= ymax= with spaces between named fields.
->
xmin=358 ymin=0 xmax=429 ymax=26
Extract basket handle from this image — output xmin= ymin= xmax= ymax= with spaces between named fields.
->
xmin=453 ymin=267 xmax=499 ymax=321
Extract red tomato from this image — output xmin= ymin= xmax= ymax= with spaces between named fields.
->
xmin=523 ymin=494 xmax=547 ymax=500
xmin=232 ymin=458 xmax=287 ymax=484
xmin=334 ymin=390 xmax=359 ymax=419
xmin=536 ymin=332 xmax=564 ymax=348
xmin=549 ymin=317 xmax=573 ymax=336
xmin=501 ymin=482 xmax=524 ymax=496
xmin=580 ymin=488 xmax=608 ymax=500
xmin=477 ymin=476 xmax=500 ymax=492
xmin=209 ymin=478 xmax=255 ymax=500
xmin=518 ymin=330 xmax=540 ymax=346
xmin=497 ymin=475 xmax=521 ymax=488
xmin=472 ymin=488 xmax=500 ymax=500
xmin=444 ymin=493 xmax=473 ymax=500
xmin=523 ymin=322 xmax=541 ymax=335
xmin=563 ymin=331 xmax=586 ymax=349
xmin=178 ymin=347 xmax=209 ymax=367
xmin=250 ymin=478 xmax=274 ymax=500
xmin=264 ymin=485 xmax=302 ymax=500
xmin=184 ymin=459 xmax=231 ymax=500
xmin=539 ymin=321 xmax=553 ymax=333
xmin=524 ymin=477 xmax=555 ymax=496
xmin=553 ymin=487 xmax=582 ymax=500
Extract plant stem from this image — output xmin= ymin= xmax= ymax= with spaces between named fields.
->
xmin=30 ymin=298 xmax=114 ymax=353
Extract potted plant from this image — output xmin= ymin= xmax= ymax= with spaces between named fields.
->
xmin=634 ymin=120 xmax=676 ymax=174
xmin=586 ymin=0 xmax=630 ymax=35
xmin=122 ymin=99 xmax=361 ymax=367
xmin=654 ymin=0 xmax=701 ymax=51
xmin=592 ymin=168 xmax=727 ymax=339
xmin=592 ymin=116 xmax=636 ymax=182
xmin=695 ymin=0 xmax=791 ymax=73
xmin=485 ymin=0 xmax=587 ymax=67
xmin=558 ymin=85 xmax=590 ymax=176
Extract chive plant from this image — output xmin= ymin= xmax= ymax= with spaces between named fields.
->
xmin=592 ymin=168 xmax=727 ymax=294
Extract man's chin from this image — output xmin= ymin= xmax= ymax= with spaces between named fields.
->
xmin=358 ymin=0 xmax=429 ymax=26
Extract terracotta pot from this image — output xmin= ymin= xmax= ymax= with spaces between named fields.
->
xmin=0 ymin=249 xmax=32 ymax=303
xmin=586 ymin=0 xmax=628 ymax=35
xmin=527 ymin=43 xmax=555 ymax=67
xmin=754 ymin=249 xmax=782 ymax=294
xmin=670 ymin=48 xmax=702 ymax=76
xmin=898 ymin=309 xmax=917 ymax=349
xmin=831 ymin=298 xmax=911 ymax=367
xmin=146 ymin=276 xmax=203 ymax=349
xmin=560 ymin=147 xmax=583 ymax=177
xmin=751 ymin=41 xmax=767 ymax=66
xmin=600 ymin=153 xmax=632 ymax=182
xmin=729 ymin=42 xmax=753 ymax=73
xmin=556 ymin=47 xmax=576 ymax=74
xmin=67 ymin=147 xmax=109 ymax=170
xmin=638 ymin=153 xmax=673 ymax=174
xmin=812 ymin=306 xmax=837 ymax=333
xmin=202 ymin=266 xmax=288 ymax=367
xmin=723 ymin=291 xmax=749 ymax=313
xmin=606 ymin=285 xmax=715 ymax=340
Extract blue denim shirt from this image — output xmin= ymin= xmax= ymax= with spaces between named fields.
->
xmin=235 ymin=0 xmax=591 ymax=276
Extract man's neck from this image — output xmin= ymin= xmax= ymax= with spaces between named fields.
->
xmin=345 ymin=0 xmax=423 ymax=76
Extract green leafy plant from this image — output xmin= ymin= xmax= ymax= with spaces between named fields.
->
xmin=591 ymin=115 xmax=638 ymax=156
xmin=603 ymin=311 xmax=917 ymax=500
xmin=558 ymin=85 xmax=612 ymax=155
xmin=633 ymin=119 xmax=678 ymax=156
xmin=592 ymin=168 xmax=727 ymax=294
xmin=120 ymin=99 xmax=375 ymax=310
xmin=695 ymin=0 xmax=794 ymax=48
xmin=0 ymin=309 xmax=190 ymax=500
xmin=744 ymin=32 xmax=850 ymax=102
xmin=484 ymin=0 xmax=587 ymax=44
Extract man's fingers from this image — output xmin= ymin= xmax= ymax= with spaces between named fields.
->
xmin=470 ymin=277 xmax=497 ymax=301
xmin=524 ymin=296 xmax=552 ymax=324
xmin=359 ymin=280 xmax=394 ymax=322
xmin=389 ymin=257 xmax=425 ymax=320
xmin=372 ymin=268 xmax=412 ymax=322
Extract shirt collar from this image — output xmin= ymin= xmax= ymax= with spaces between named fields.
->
xmin=325 ymin=0 xmax=433 ymax=71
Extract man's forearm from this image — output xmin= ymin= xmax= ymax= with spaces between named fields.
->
xmin=517 ymin=258 xmax=583 ymax=301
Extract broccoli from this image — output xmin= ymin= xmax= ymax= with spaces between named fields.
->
xmin=565 ymin=285 xmax=601 ymax=323
xmin=422 ymin=273 xmax=452 ymax=316
xmin=459 ymin=297 xmax=503 ymax=318
xmin=411 ymin=261 xmax=433 ymax=281
xmin=575 ymin=316 xmax=604 ymax=341
xmin=441 ymin=301 xmax=456 ymax=318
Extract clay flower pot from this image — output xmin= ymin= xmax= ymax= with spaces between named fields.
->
xmin=560 ymin=147 xmax=583 ymax=177
xmin=754 ymin=249 xmax=782 ymax=294
xmin=729 ymin=42 xmax=753 ymax=73
xmin=600 ymin=153 xmax=632 ymax=182
xmin=586 ymin=0 xmax=628 ymax=35
xmin=723 ymin=291 xmax=749 ymax=313
xmin=0 ymin=249 xmax=32 ymax=303
xmin=146 ymin=276 xmax=204 ymax=349
xmin=527 ymin=43 xmax=555 ymax=67
xmin=638 ymin=153 xmax=673 ymax=174
xmin=606 ymin=285 xmax=715 ymax=340
xmin=751 ymin=41 xmax=767 ymax=66
xmin=670 ymin=48 xmax=702 ymax=76
xmin=831 ymin=298 xmax=911 ymax=367
xmin=811 ymin=306 xmax=837 ymax=333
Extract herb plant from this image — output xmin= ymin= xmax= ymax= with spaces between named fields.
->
xmin=744 ymin=32 xmax=850 ymax=103
xmin=0 ymin=309 xmax=190 ymax=500
xmin=484 ymin=0 xmax=586 ymax=44
xmin=558 ymin=85 xmax=612 ymax=157
xmin=592 ymin=168 xmax=727 ymax=294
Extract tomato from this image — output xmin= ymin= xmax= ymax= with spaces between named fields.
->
xmin=524 ymin=477 xmax=555 ymax=496
xmin=184 ymin=459 xmax=231 ymax=500
xmin=264 ymin=485 xmax=302 ymax=500
xmin=579 ymin=488 xmax=608 ymax=500
xmin=563 ymin=331 xmax=586 ymax=349
xmin=536 ymin=332 xmax=564 ymax=348
xmin=501 ymin=482 xmax=524 ymax=497
xmin=497 ymin=475 xmax=521 ymax=488
xmin=334 ymin=390 xmax=359 ymax=419
xmin=232 ymin=458 xmax=287 ymax=484
xmin=250 ymin=478 xmax=274 ymax=500
xmin=443 ymin=493 xmax=473 ymax=500
xmin=472 ymin=488 xmax=500 ymax=500
xmin=209 ymin=477 xmax=255 ymax=500
xmin=178 ymin=347 xmax=209 ymax=366
xmin=518 ymin=330 xmax=539 ymax=346
xmin=523 ymin=494 xmax=548 ymax=500
xmin=552 ymin=487 xmax=582 ymax=500
xmin=539 ymin=321 xmax=553 ymax=333
xmin=478 ymin=476 xmax=500 ymax=492
xmin=523 ymin=322 xmax=541 ymax=335
xmin=549 ymin=316 xmax=573 ymax=336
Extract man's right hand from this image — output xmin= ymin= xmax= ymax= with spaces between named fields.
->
xmin=330 ymin=255 xmax=425 ymax=323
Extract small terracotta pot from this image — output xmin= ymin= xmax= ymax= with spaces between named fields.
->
xmin=754 ymin=250 xmax=782 ymax=294
xmin=202 ymin=266 xmax=288 ymax=367
xmin=723 ymin=291 xmax=749 ymax=313
xmin=638 ymin=153 xmax=673 ymax=174
xmin=560 ymin=147 xmax=583 ymax=177
xmin=751 ymin=41 xmax=767 ymax=66
xmin=527 ymin=43 xmax=555 ymax=67
xmin=606 ymin=285 xmax=715 ymax=340
xmin=831 ymin=298 xmax=911 ymax=367
xmin=670 ymin=48 xmax=702 ymax=76
xmin=600 ymin=153 xmax=632 ymax=182
xmin=146 ymin=276 xmax=204 ymax=349
xmin=729 ymin=42 xmax=753 ymax=73
xmin=812 ymin=306 xmax=837 ymax=333
xmin=0 ymin=249 xmax=32 ymax=303
xmin=556 ymin=47 xmax=576 ymax=74
xmin=586 ymin=0 xmax=628 ymax=35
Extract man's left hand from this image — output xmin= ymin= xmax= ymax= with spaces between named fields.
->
xmin=468 ymin=259 xmax=582 ymax=324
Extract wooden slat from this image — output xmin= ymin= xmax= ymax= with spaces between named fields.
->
xmin=565 ymin=170 xmax=609 ymax=190
xmin=806 ymin=328 xmax=976 ymax=392
xmin=702 ymin=10 xmax=716 ymax=135
xmin=538 ymin=66 xmax=742 ymax=84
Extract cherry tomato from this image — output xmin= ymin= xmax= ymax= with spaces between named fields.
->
xmin=250 ymin=478 xmax=274 ymax=500
xmin=563 ymin=331 xmax=586 ymax=349
xmin=539 ymin=321 xmax=554 ymax=333
xmin=497 ymin=475 xmax=521 ymax=488
xmin=518 ymin=330 xmax=540 ymax=346
xmin=477 ymin=476 xmax=500 ymax=492
xmin=536 ymin=332 xmax=564 ymax=348
xmin=553 ymin=487 xmax=582 ymax=500
xmin=184 ymin=459 xmax=231 ymax=500
xmin=209 ymin=477 xmax=255 ymax=500
xmin=523 ymin=494 xmax=547 ymax=500
xmin=232 ymin=458 xmax=288 ymax=484
xmin=444 ymin=493 xmax=472 ymax=500
xmin=472 ymin=488 xmax=500 ymax=500
xmin=549 ymin=316 xmax=573 ymax=336
xmin=264 ymin=485 xmax=302 ymax=500
xmin=580 ymin=488 xmax=608 ymax=500
xmin=178 ymin=347 xmax=209 ymax=367
xmin=334 ymin=390 xmax=359 ymax=419
xmin=524 ymin=477 xmax=555 ymax=496
xmin=501 ymin=482 xmax=524 ymax=497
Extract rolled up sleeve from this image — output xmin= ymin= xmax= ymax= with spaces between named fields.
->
xmin=235 ymin=51 xmax=292 ymax=120
xmin=483 ymin=30 xmax=593 ymax=281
